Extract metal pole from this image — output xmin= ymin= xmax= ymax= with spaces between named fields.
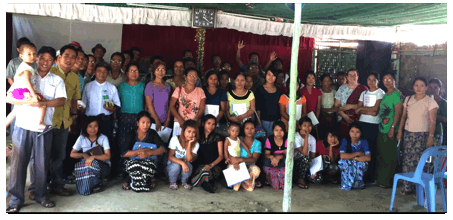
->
xmin=282 ymin=3 xmax=302 ymax=212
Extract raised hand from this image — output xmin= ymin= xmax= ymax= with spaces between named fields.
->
xmin=270 ymin=51 xmax=277 ymax=61
xmin=238 ymin=41 xmax=245 ymax=50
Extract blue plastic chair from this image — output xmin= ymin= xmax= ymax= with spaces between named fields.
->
xmin=390 ymin=146 xmax=447 ymax=212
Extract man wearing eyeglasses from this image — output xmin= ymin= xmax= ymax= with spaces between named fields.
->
xmin=70 ymin=49 xmax=87 ymax=93
xmin=106 ymin=52 xmax=126 ymax=87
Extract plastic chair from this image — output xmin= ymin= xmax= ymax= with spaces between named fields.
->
xmin=390 ymin=146 xmax=447 ymax=212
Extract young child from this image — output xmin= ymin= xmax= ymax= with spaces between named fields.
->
xmin=224 ymin=122 xmax=251 ymax=162
xmin=6 ymin=42 xmax=49 ymax=131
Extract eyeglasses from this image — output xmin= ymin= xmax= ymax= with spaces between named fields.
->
xmin=187 ymin=74 xmax=198 ymax=78
xmin=156 ymin=68 xmax=166 ymax=72
xmin=249 ymin=66 xmax=259 ymax=70
xmin=129 ymin=70 xmax=139 ymax=73
xmin=222 ymin=67 xmax=231 ymax=70
xmin=88 ymin=61 xmax=95 ymax=64
xmin=110 ymin=60 xmax=122 ymax=64
xmin=383 ymin=79 xmax=393 ymax=82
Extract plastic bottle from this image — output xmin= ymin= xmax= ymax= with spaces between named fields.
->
xmin=103 ymin=90 xmax=109 ymax=106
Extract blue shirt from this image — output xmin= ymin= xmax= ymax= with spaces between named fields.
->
xmin=203 ymin=88 xmax=227 ymax=106
xmin=239 ymin=137 xmax=262 ymax=165
xmin=77 ymin=72 xmax=85 ymax=93
xmin=118 ymin=81 xmax=145 ymax=114
xmin=339 ymin=138 xmax=370 ymax=155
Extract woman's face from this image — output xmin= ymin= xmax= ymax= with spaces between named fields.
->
xmin=273 ymin=60 xmax=283 ymax=70
xmin=273 ymin=125 xmax=285 ymax=139
xmin=276 ymin=73 xmax=285 ymax=85
xmin=299 ymin=122 xmax=312 ymax=135
xmin=123 ymin=53 xmax=131 ymax=68
xmin=184 ymin=61 xmax=196 ymax=70
xmin=322 ymin=76 xmax=332 ymax=88
xmin=382 ymin=74 xmax=395 ymax=89
xmin=110 ymin=55 xmax=123 ymax=71
xmin=413 ymin=80 xmax=427 ymax=95
xmin=154 ymin=64 xmax=166 ymax=80
xmin=219 ymin=74 xmax=229 ymax=89
xmin=245 ymin=76 xmax=254 ymax=90
xmin=185 ymin=70 xmax=198 ymax=85
xmin=338 ymin=75 xmax=347 ymax=85
xmin=427 ymin=83 xmax=440 ymax=97
xmin=87 ymin=121 xmax=99 ymax=137
xmin=349 ymin=127 xmax=361 ymax=141
xmin=265 ymin=70 xmax=276 ymax=85
xmin=327 ymin=133 xmax=338 ymax=146
xmin=126 ymin=65 xmax=139 ymax=82
xmin=87 ymin=56 xmax=96 ymax=73
xmin=207 ymin=73 xmax=218 ymax=88
xmin=174 ymin=61 xmax=184 ymax=76
xmin=244 ymin=123 xmax=256 ymax=137
xmin=184 ymin=127 xmax=197 ymax=142
xmin=306 ymin=74 xmax=316 ymax=86
xmin=367 ymin=75 xmax=378 ymax=89
xmin=137 ymin=116 xmax=151 ymax=133
xmin=234 ymin=75 xmax=246 ymax=90
xmin=204 ymin=119 xmax=216 ymax=135
xmin=347 ymin=71 xmax=358 ymax=84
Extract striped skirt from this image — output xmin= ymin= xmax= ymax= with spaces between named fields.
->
xmin=124 ymin=159 xmax=157 ymax=192
xmin=191 ymin=165 xmax=222 ymax=187
xmin=74 ymin=159 xmax=110 ymax=196
xmin=401 ymin=131 xmax=429 ymax=193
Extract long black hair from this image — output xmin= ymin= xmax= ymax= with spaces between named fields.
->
xmin=199 ymin=114 xmax=217 ymax=142
xmin=272 ymin=120 xmax=287 ymax=140
xmin=322 ymin=129 xmax=339 ymax=150
xmin=345 ymin=122 xmax=363 ymax=153
xmin=240 ymin=119 xmax=256 ymax=137
xmin=285 ymin=76 xmax=303 ymax=100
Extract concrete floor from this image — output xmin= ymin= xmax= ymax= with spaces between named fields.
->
xmin=5 ymin=134 xmax=448 ymax=213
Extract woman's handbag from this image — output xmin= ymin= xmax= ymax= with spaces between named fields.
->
xmin=130 ymin=142 xmax=158 ymax=160
xmin=252 ymin=109 xmax=266 ymax=139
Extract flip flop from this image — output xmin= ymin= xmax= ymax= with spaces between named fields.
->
xmin=39 ymin=200 xmax=55 ymax=208
xmin=122 ymin=183 xmax=130 ymax=191
xmin=298 ymin=180 xmax=309 ymax=189
xmin=255 ymin=180 xmax=263 ymax=188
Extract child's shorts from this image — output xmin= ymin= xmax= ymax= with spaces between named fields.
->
xmin=11 ymin=88 xmax=43 ymax=100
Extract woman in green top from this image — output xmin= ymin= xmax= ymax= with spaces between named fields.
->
xmin=427 ymin=78 xmax=447 ymax=146
xmin=376 ymin=73 xmax=404 ymax=188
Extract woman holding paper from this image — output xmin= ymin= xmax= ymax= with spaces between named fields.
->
xmin=355 ymin=72 xmax=385 ymax=184
xmin=254 ymin=67 xmax=283 ymax=137
xmin=293 ymin=117 xmax=319 ymax=189
xmin=316 ymin=129 xmax=341 ymax=184
xmin=226 ymin=73 xmax=256 ymax=124
xmin=145 ymin=61 xmax=172 ymax=132
xmin=334 ymin=69 xmax=368 ymax=140
xmin=169 ymin=67 xmax=206 ymax=136
xmin=279 ymin=77 xmax=307 ymax=131
xmin=119 ymin=111 xmax=166 ymax=192
xmin=203 ymin=71 xmax=228 ymax=137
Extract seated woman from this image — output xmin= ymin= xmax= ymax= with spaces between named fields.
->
xmin=191 ymin=115 xmax=224 ymax=193
xmin=263 ymin=121 xmax=288 ymax=190
xmin=316 ymin=129 xmax=341 ymax=184
xmin=339 ymin=123 xmax=371 ymax=190
xmin=120 ymin=111 xmax=166 ymax=192
xmin=166 ymin=120 xmax=200 ymax=190
xmin=293 ymin=117 xmax=319 ymax=189
xmin=70 ymin=116 xmax=111 ymax=195
xmin=227 ymin=120 xmax=263 ymax=191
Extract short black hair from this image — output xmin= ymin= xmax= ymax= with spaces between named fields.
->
xmin=19 ymin=42 xmax=36 ymax=54
xmin=59 ymin=44 xmax=78 ymax=57
xmin=183 ymin=49 xmax=193 ymax=57
xmin=320 ymin=74 xmax=332 ymax=83
xmin=222 ymin=61 xmax=233 ymax=69
xmin=130 ymin=46 xmax=141 ymax=53
xmin=305 ymin=70 xmax=316 ymax=82
xmin=337 ymin=71 xmax=347 ymax=77
xmin=183 ymin=58 xmax=196 ymax=68
xmin=272 ymin=57 xmax=283 ymax=66
xmin=272 ymin=121 xmax=287 ymax=135
xmin=205 ymin=69 xmax=218 ymax=83
xmin=428 ymin=78 xmax=443 ymax=88
xmin=299 ymin=116 xmax=313 ymax=126
xmin=412 ymin=76 xmax=428 ymax=87
xmin=185 ymin=67 xmax=200 ymax=78
xmin=122 ymin=50 xmax=134 ymax=61
xmin=229 ymin=122 xmax=241 ymax=130
xmin=76 ymin=48 xmax=87 ymax=59
xmin=211 ymin=54 xmax=221 ymax=63
xmin=249 ymin=52 xmax=260 ymax=60
xmin=150 ymin=55 xmax=163 ymax=64
xmin=125 ymin=62 xmax=140 ymax=73
xmin=382 ymin=72 xmax=396 ymax=81
xmin=37 ymin=46 xmax=57 ymax=60
xmin=17 ymin=37 xmax=31 ymax=49
xmin=347 ymin=69 xmax=358 ymax=75
xmin=87 ymin=54 xmax=95 ymax=61
xmin=81 ymin=116 xmax=102 ymax=138
xmin=110 ymin=52 xmax=126 ymax=67
xmin=136 ymin=111 xmax=155 ymax=125
xmin=94 ymin=62 xmax=111 ymax=72
xmin=367 ymin=71 xmax=380 ymax=81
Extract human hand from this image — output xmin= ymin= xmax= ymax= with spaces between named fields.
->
xmin=270 ymin=51 xmax=277 ymax=61
xmin=427 ymin=136 xmax=434 ymax=148
xmin=311 ymin=173 xmax=317 ymax=180
xmin=343 ymin=115 xmax=353 ymax=124
xmin=387 ymin=127 xmax=395 ymax=140
xmin=233 ymin=163 xmax=240 ymax=171
xmin=137 ymin=150 xmax=149 ymax=159
xmin=155 ymin=121 xmax=162 ymax=131
xmin=331 ymin=137 xmax=339 ymax=148
xmin=238 ymin=41 xmax=245 ymax=50
xmin=247 ymin=152 xmax=252 ymax=158
xmin=182 ymin=163 xmax=190 ymax=173
xmin=355 ymin=152 xmax=365 ymax=157
xmin=163 ymin=120 xmax=170 ymax=130
xmin=103 ymin=104 xmax=115 ymax=112
xmin=85 ymin=156 xmax=95 ymax=166
xmin=355 ymin=107 xmax=362 ymax=114
xmin=230 ymin=116 xmax=240 ymax=123
xmin=202 ymin=164 xmax=212 ymax=171
xmin=396 ymin=131 xmax=402 ymax=141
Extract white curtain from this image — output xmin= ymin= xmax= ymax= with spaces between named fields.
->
xmin=12 ymin=13 xmax=123 ymax=59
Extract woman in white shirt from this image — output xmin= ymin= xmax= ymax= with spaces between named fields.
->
xmin=320 ymin=74 xmax=337 ymax=135
xmin=355 ymin=72 xmax=385 ymax=184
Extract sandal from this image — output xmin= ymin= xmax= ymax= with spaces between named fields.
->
xmin=297 ymin=180 xmax=309 ymax=189
xmin=149 ymin=180 xmax=156 ymax=190
xmin=255 ymin=180 xmax=263 ymax=188
xmin=169 ymin=183 xmax=178 ymax=190
xmin=6 ymin=205 xmax=20 ymax=213
xmin=39 ymin=200 xmax=55 ymax=208
xmin=28 ymin=191 xmax=35 ymax=200
xmin=122 ymin=183 xmax=130 ymax=191
xmin=182 ymin=183 xmax=193 ymax=190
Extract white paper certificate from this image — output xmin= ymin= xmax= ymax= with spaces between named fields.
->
xmin=231 ymin=103 xmax=247 ymax=116
xmin=307 ymin=111 xmax=319 ymax=126
xmin=363 ymin=94 xmax=377 ymax=107
xmin=151 ymin=123 xmax=173 ymax=143
xmin=310 ymin=155 xmax=324 ymax=175
xmin=205 ymin=104 xmax=220 ymax=117
xmin=222 ymin=162 xmax=251 ymax=187
xmin=288 ymin=103 xmax=303 ymax=121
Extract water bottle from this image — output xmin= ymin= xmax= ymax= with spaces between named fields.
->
xmin=103 ymin=90 xmax=109 ymax=106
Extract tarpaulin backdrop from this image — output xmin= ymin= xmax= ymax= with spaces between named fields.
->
xmin=121 ymin=25 xmax=314 ymax=80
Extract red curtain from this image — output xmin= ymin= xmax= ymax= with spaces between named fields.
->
xmin=122 ymin=25 xmax=314 ymax=80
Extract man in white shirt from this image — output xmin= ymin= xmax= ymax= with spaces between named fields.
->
xmin=6 ymin=46 xmax=66 ymax=213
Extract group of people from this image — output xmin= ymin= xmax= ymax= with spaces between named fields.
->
xmin=6 ymin=37 xmax=447 ymax=213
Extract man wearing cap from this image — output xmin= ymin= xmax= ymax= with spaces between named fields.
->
xmin=92 ymin=43 xmax=108 ymax=65
xmin=47 ymin=44 xmax=80 ymax=196
xmin=6 ymin=46 xmax=66 ymax=213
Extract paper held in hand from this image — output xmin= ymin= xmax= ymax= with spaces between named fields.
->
xmin=310 ymin=155 xmax=323 ymax=176
xmin=363 ymin=93 xmax=377 ymax=107
xmin=151 ymin=123 xmax=173 ymax=143
xmin=223 ymin=162 xmax=251 ymax=187
xmin=307 ymin=111 xmax=319 ymax=126
xmin=205 ymin=104 xmax=219 ymax=117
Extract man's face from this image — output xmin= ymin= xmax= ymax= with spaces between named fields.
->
xmin=94 ymin=48 xmax=104 ymax=60
xmin=248 ymin=65 xmax=259 ymax=76
xmin=87 ymin=56 xmax=96 ymax=73
xmin=250 ymin=54 xmax=259 ymax=63
xmin=123 ymin=53 xmax=131 ymax=67
xmin=59 ymin=49 xmax=77 ymax=71
xmin=132 ymin=50 xmax=141 ymax=62
xmin=185 ymin=61 xmax=196 ymax=70
xmin=73 ymin=51 xmax=85 ymax=71
xmin=183 ymin=51 xmax=193 ymax=59
xmin=110 ymin=55 xmax=123 ymax=71
xmin=37 ymin=53 xmax=54 ymax=74
xmin=95 ymin=66 xmax=109 ymax=83
xmin=212 ymin=56 xmax=221 ymax=68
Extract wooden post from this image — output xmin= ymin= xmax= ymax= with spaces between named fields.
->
xmin=282 ymin=3 xmax=302 ymax=212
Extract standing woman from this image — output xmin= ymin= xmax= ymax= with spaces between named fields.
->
xmin=320 ymin=74 xmax=337 ymax=134
xmin=356 ymin=72 xmax=385 ymax=184
xmin=376 ymin=73 xmax=404 ymax=188
xmin=167 ymin=60 xmax=186 ymax=90
xmin=254 ymin=67 xmax=282 ymax=137
xmin=203 ymin=71 xmax=228 ymax=137
xmin=301 ymin=71 xmax=322 ymax=139
xmin=145 ymin=61 xmax=172 ymax=132
xmin=397 ymin=77 xmax=438 ymax=195
xmin=427 ymin=78 xmax=447 ymax=146
xmin=169 ymin=67 xmax=206 ymax=136
xmin=118 ymin=63 xmax=145 ymax=147
xmin=226 ymin=73 xmax=256 ymax=124
xmin=334 ymin=69 xmax=368 ymax=140
xmin=279 ymin=77 xmax=307 ymax=132
xmin=191 ymin=115 xmax=224 ymax=193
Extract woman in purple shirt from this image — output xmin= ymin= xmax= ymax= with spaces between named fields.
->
xmin=145 ymin=61 xmax=172 ymax=132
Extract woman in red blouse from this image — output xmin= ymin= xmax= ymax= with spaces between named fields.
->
xmin=315 ymin=129 xmax=341 ymax=183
